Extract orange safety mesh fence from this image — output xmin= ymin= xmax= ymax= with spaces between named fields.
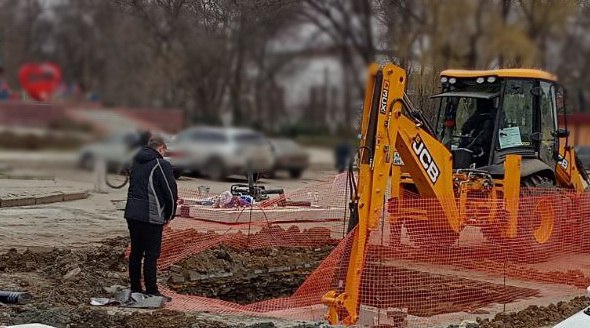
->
xmin=125 ymin=174 xmax=590 ymax=327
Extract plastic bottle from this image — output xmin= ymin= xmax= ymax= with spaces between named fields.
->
xmin=312 ymin=191 xmax=320 ymax=207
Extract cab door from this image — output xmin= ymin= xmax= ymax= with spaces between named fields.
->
xmin=539 ymin=81 xmax=558 ymax=167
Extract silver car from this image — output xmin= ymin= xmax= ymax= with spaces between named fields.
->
xmin=165 ymin=126 xmax=275 ymax=180
xmin=78 ymin=130 xmax=174 ymax=171
xmin=268 ymin=138 xmax=310 ymax=178
xmin=78 ymin=131 xmax=143 ymax=171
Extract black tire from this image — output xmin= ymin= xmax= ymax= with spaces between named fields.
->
xmin=105 ymin=166 xmax=129 ymax=189
xmin=511 ymin=174 xmax=560 ymax=262
xmin=205 ymin=158 xmax=226 ymax=181
xmin=187 ymin=170 xmax=202 ymax=178
xmin=247 ymin=172 xmax=261 ymax=182
xmin=288 ymin=168 xmax=303 ymax=179
xmin=173 ymin=169 xmax=182 ymax=180
xmin=253 ymin=173 xmax=261 ymax=182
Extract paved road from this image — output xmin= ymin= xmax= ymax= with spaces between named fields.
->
xmin=0 ymin=149 xmax=340 ymax=251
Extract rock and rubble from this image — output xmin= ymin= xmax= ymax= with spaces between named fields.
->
xmin=0 ymin=237 xmax=324 ymax=328
xmin=1 ymin=235 xmax=588 ymax=328
xmin=168 ymin=244 xmax=335 ymax=304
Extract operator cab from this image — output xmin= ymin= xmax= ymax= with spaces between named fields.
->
xmin=433 ymin=69 xmax=560 ymax=171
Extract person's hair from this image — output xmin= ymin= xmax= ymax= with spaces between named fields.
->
xmin=148 ymin=136 xmax=167 ymax=150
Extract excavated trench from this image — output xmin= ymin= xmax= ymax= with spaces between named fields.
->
xmin=1 ymin=237 xmax=587 ymax=327
xmin=167 ymin=245 xmax=335 ymax=304
xmin=167 ymin=243 xmax=542 ymax=315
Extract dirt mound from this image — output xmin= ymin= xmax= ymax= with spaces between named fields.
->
xmin=168 ymin=244 xmax=335 ymax=304
xmin=5 ymin=307 xmax=232 ymax=328
xmin=0 ymin=236 xmax=325 ymax=328
xmin=0 ymin=237 xmax=127 ymax=274
xmin=0 ymin=237 xmax=168 ymax=327
xmin=477 ymin=296 xmax=588 ymax=328
xmin=0 ymin=237 xmax=129 ymax=308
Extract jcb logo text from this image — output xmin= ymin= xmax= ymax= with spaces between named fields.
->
xmin=380 ymin=81 xmax=389 ymax=114
xmin=412 ymin=136 xmax=440 ymax=184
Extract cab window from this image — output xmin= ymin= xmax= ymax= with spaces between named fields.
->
xmin=498 ymin=79 xmax=535 ymax=149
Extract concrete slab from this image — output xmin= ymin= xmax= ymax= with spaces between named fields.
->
xmin=0 ymin=196 xmax=36 ymax=207
xmin=34 ymin=192 xmax=65 ymax=205
xmin=178 ymin=203 xmax=342 ymax=224
xmin=62 ymin=191 xmax=88 ymax=202
xmin=0 ymin=179 xmax=88 ymax=207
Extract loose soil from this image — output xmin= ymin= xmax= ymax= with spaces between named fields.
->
xmin=0 ymin=233 xmax=587 ymax=328
xmin=168 ymin=245 xmax=335 ymax=304
xmin=477 ymin=296 xmax=589 ymax=328
xmin=0 ymin=238 xmax=320 ymax=328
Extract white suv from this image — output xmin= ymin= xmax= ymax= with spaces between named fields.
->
xmin=165 ymin=126 xmax=275 ymax=180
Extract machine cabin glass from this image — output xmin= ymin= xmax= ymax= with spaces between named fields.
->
xmin=435 ymin=76 xmax=557 ymax=169
xmin=434 ymin=78 xmax=501 ymax=168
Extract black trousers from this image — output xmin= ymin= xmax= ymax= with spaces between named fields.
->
xmin=126 ymin=219 xmax=163 ymax=294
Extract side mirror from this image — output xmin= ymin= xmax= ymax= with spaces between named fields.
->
xmin=553 ymin=128 xmax=570 ymax=138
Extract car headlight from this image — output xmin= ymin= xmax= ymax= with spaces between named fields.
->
xmin=487 ymin=76 xmax=497 ymax=83
xmin=476 ymin=77 xmax=485 ymax=84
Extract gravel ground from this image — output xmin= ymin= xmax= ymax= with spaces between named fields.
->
xmin=1 ymin=150 xmax=589 ymax=328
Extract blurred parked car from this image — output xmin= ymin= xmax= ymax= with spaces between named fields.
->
xmin=165 ymin=126 xmax=274 ymax=180
xmin=268 ymin=138 xmax=309 ymax=178
xmin=576 ymin=146 xmax=590 ymax=170
xmin=78 ymin=130 xmax=173 ymax=172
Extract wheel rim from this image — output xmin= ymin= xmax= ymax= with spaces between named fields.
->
xmin=532 ymin=199 xmax=555 ymax=244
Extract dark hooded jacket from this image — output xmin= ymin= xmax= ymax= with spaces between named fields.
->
xmin=124 ymin=146 xmax=177 ymax=225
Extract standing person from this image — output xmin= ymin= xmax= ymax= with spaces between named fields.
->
xmin=335 ymin=140 xmax=351 ymax=173
xmin=459 ymin=98 xmax=495 ymax=167
xmin=124 ymin=136 xmax=177 ymax=299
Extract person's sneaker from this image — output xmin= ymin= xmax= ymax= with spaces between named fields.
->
xmin=147 ymin=292 xmax=172 ymax=302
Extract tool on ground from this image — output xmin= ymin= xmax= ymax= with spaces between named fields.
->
xmin=0 ymin=291 xmax=32 ymax=304
xmin=230 ymin=169 xmax=284 ymax=202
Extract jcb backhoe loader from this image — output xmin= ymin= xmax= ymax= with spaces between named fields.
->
xmin=321 ymin=63 xmax=590 ymax=325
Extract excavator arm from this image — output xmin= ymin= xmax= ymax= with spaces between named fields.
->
xmin=322 ymin=63 xmax=461 ymax=324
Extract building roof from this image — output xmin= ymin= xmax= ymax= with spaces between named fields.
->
xmin=440 ymin=69 xmax=557 ymax=82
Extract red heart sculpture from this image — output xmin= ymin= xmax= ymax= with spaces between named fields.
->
xmin=18 ymin=62 xmax=62 ymax=101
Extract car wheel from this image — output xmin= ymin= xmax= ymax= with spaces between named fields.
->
xmin=251 ymin=172 xmax=262 ymax=182
xmin=188 ymin=170 xmax=202 ymax=178
xmin=288 ymin=168 xmax=303 ymax=179
xmin=206 ymin=158 xmax=226 ymax=181
xmin=173 ymin=169 xmax=182 ymax=180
